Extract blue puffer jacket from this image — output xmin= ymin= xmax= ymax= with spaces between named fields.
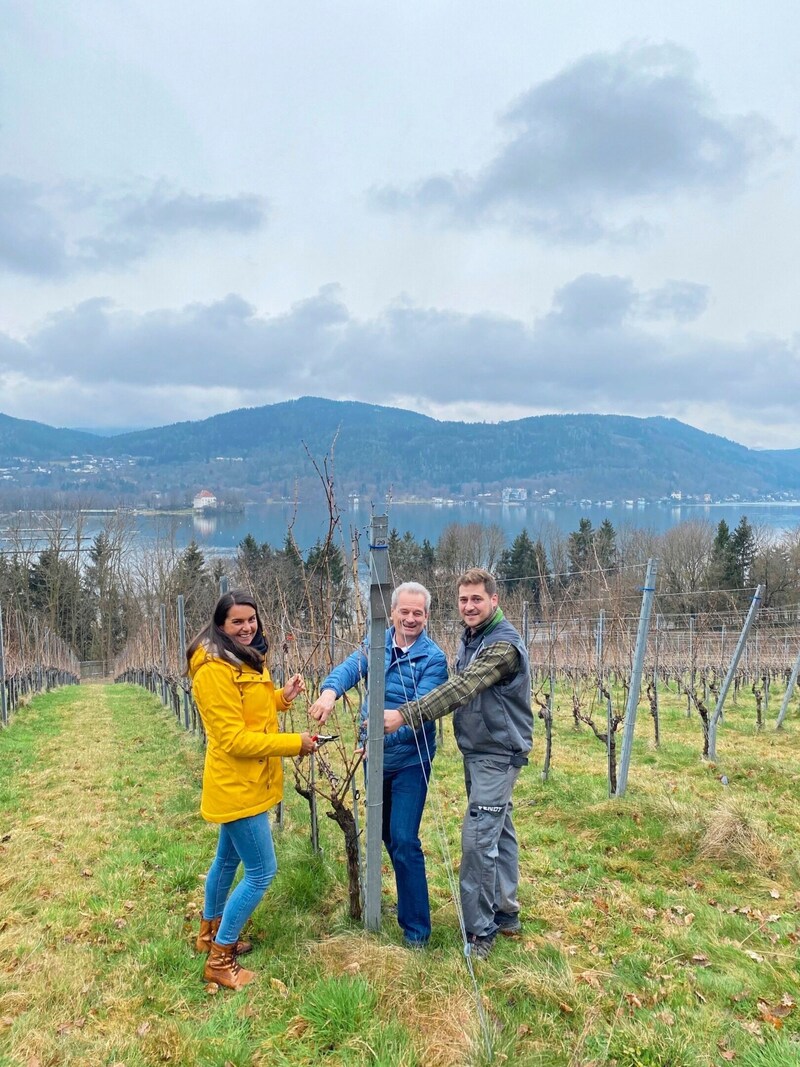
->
xmin=320 ymin=629 xmax=448 ymax=773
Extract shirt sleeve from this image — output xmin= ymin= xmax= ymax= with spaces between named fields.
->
xmin=396 ymin=642 xmax=519 ymax=729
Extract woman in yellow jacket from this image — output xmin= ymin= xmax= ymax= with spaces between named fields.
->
xmin=187 ymin=590 xmax=316 ymax=990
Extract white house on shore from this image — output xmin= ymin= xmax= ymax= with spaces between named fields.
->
xmin=192 ymin=489 xmax=217 ymax=511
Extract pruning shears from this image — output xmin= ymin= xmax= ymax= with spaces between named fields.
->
xmin=311 ymin=734 xmax=339 ymax=747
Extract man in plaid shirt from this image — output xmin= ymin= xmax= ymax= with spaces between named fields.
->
xmin=384 ymin=568 xmax=533 ymax=960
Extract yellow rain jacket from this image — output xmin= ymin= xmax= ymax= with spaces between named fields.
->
xmin=189 ymin=645 xmax=304 ymax=823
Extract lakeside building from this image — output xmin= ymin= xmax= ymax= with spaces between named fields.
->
xmin=192 ymin=489 xmax=217 ymax=511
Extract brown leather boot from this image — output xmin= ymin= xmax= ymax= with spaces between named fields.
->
xmin=211 ymin=917 xmax=252 ymax=956
xmin=195 ymin=917 xmax=216 ymax=953
xmin=203 ymin=941 xmax=255 ymax=990
xmin=195 ymin=918 xmax=253 ymax=956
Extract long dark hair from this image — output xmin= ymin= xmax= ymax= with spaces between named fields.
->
xmin=186 ymin=590 xmax=266 ymax=673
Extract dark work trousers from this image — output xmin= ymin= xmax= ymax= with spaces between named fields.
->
xmin=460 ymin=755 xmax=522 ymax=938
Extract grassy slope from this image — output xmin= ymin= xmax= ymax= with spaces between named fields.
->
xmin=0 ymin=683 xmax=798 ymax=1067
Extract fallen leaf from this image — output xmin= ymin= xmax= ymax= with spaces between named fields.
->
xmin=270 ymin=978 xmax=288 ymax=997
xmin=136 ymin=1021 xmax=151 ymax=1037
xmin=559 ymin=1002 xmax=574 ymax=1014
xmin=204 ymin=982 xmax=220 ymax=995
xmin=758 ymin=998 xmax=794 ymax=1020
xmin=285 ymin=1017 xmax=309 ymax=1038
xmin=691 ymin=954 xmax=710 ymax=967
xmin=770 ymin=890 xmax=780 ymax=899
xmin=746 ymin=951 xmax=764 ymax=963
xmin=757 ymin=1000 xmax=786 ymax=1029
xmin=517 ymin=1024 xmax=531 ymax=1036
xmin=624 ymin=993 xmax=643 ymax=1009
xmin=740 ymin=1020 xmax=762 ymax=1037
xmin=81 ymin=869 xmax=93 ymax=878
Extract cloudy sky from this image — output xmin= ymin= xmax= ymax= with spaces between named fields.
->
xmin=2 ymin=1 xmax=798 ymax=448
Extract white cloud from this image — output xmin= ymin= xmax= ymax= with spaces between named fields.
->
xmin=372 ymin=42 xmax=786 ymax=242
xmin=0 ymin=177 xmax=268 ymax=278
xmin=3 ymin=280 xmax=798 ymax=447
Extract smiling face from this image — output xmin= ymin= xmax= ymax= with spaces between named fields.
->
xmin=222 ymin=603 xmax=259 ymax=644
xmin=390 ymin=590 xmax=429 ymax=648
xmin=458 ymin=582 xmax=498 ymax=630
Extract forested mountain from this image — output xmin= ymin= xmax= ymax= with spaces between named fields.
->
xmin=0 ymin=414 xmax=99 ymax=460
xmin=3 ymin=397 xmax=800 ymax=500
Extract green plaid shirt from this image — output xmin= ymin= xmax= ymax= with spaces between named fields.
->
xmin=396 ymin=638 xmax=520 ymax=730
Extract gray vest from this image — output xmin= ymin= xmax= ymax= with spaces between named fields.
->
xmin=454 ymin=615 xmax=533 ymax=761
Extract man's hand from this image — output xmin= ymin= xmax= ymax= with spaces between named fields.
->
xmin=308 ymin=688 xmax=337 ymax=724
xmin=384 ymin=709 xmax=405 ymax=734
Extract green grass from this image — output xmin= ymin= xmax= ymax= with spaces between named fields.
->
xmin=0 ymin=680 xmax=798 ymax=1066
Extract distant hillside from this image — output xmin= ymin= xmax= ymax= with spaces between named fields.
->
xmin=0 ymin=413 xmax=100 ymax=461
xmin=3 ymin=397 xmax=800 ymax=499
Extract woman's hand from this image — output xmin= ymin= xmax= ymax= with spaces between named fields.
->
xmin=298 ymin=731 xmax=316 ymax=756
xmin=283 ymin=673 xmax=306 ymax=702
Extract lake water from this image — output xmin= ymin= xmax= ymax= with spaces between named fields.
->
xmin=4 ymin=499 xmax=800 ymax=560
xmin=124 ymin=499 xmax=800 ymax=556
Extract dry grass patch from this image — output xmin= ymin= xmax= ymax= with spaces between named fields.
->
xmin=311 ymin=933 xmax=478 ymax=1066
xmin=698 ymin=796 xmax=781 ymax=869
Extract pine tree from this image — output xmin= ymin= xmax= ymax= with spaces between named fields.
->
xmin=498 ymin=529 xmax=549 ymax=609
xmin=83 ymin=532 xmax=129 ymax=664
xmin=594 ymin=519 xmax=617 ymax=571
xmin=568 ymin=518 xmax=595 ymax=576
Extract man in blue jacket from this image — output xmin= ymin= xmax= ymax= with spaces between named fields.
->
xmin=384 ymin=568 xmax=532 ymax=961
xmin=309 ymin=581 xmax=448 ymax=947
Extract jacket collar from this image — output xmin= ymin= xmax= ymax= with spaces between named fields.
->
xmin=464 ymin=607 xmax=504 ymax=643
xmin=387 ymin=626 xmax=430 ymax=659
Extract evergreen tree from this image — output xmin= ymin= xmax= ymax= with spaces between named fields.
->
xmin=568 ymin=517 xmax=595 ymax=576
xmin=498 ymin=529 xmax=549 ymax=609
xmin=29 ymin=547 xmax=88 ymax=655
xmin=386 ymin=528 xmax=427 ymax=585
xmin=730 ymin=516 xmax=756 ymax=589
xmin=711 ymin=519 xmax=737 ymax=589
xmin=594 ymin=519 xmax=617 ymax=571
xmin=83 ymin=531 xmax=129 ymax=664
xmin=171 ymin=540 xmax=215 ymax=634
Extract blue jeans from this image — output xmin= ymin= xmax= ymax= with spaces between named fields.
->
xmin=203 ymin=811 xmax=277 ymax=944
xmin=382 ymin=762 xmax=432 ymax=943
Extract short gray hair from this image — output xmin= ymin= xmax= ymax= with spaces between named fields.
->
xmin=391 ymin=581 xmax=432 ymax=613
